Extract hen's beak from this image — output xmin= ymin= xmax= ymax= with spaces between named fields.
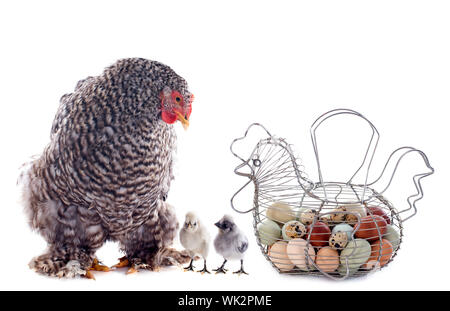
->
xmin=175 ymin=111 xmax=189 ymax=130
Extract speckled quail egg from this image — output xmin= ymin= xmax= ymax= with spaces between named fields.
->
xmin=281 ymin=220 xmax=306 ymax=240
xmin=342 ymin=204 xmax=367 ymax=224
xmin=329 ymin=231 xmax=348 ymax=249
xmin=330 ymin=206 xmax=348 ymax=223
xmin=331 ymin=223 xmax=354 ymax=240
xmin=298 ymin=208 xmax=318 ymax=226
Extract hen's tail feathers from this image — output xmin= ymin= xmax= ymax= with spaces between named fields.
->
xmin=17 ymin=155 xmax=39 ymax=228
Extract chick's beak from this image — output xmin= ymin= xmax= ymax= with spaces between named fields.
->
xmin=214 ymin=222 xmax=221 ymax=229
xmin=175 ymin=111 xmax=189 ymax=130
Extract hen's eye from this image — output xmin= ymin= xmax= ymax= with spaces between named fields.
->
xmin=175 ymin=96 xmax=181 ymax=103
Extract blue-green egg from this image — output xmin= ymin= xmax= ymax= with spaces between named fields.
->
xmin=331 ymin=223 xmax=354 ymax=240
xmin=338 ymin=238 xmax=371 ymax=276
xmin=257 ymin=219 xmax=282 ymax=246
xmin=384 ymin=225 xmax=400 ymax=251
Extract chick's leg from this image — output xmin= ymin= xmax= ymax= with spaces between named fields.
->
xmin=233 ymin=259 xmax=249 ymax=275
xmin=184 ymin=258 xmax=195 ymax=272
xmin=213 ymin=259 xmax=228 ymax=274
xmin=197 ymin=259 xmax=210 ymax=274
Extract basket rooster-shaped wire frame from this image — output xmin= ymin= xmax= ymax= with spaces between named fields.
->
xmin=230 ymin=109 xmax=434 ymax=280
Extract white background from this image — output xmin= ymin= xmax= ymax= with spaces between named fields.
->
xmin=0 ymin=0 xmax=449 ymax=291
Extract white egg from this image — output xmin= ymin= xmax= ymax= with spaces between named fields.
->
xmin=266 ymin=202 xmax=296 ymax=224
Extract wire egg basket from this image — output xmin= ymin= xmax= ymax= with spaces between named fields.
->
xmin=230 ymin=109 xmax=434 ymax=280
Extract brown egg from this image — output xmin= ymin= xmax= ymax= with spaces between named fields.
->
xmin=366 ymin=206 xmax=391 ymax=224
xmin=362 ymin=260 xmax=380 ymax=270
xmin=316 ymin=247 xmax=339 ymax=272
xmin=268 ymin=241 xmax=295 ymax=271
xmin=307 ymin=221 xmax=331 ymax=247
xmin=286 ymin=238 xmax=316 ymax=271
xmin=355 ymin=215 xmax=387 ymax=242
xmin=367 ymin=239 xmax=393 ymax=267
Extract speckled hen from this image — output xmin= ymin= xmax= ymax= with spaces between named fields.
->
xmin=19 ymin=58 xmax=194 ymax=278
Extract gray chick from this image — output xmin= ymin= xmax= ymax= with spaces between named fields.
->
xmin=179 ymin=212 xmax=210 ymax=273
xmin=213 ymin=215 xmax=249 ymax=275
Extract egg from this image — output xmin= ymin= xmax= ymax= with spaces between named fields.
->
xmin=384 ymin=225 xmax=400 ymax=251
xmin=257 ymin=219 xmax=281 ymax=246
xmin=316 ymin=247 xmax=339 ymax=272
xmin=338 ymin=238 xmax=371 ymax=276
xmin=282 ymin=220 xmax=306 ymax=240
xmin=367 ymin=239 xmax=393 ymax=267
xmin=268 ymin=241 xmax=295 ymax=271
xmin=331 ymin=223 xmax=354 ymax=240
xmin=298 ymin=208 xmax=318 ymax=226
xmin=307 ymin=221 xmax=331 ymax=247
xmin=286 ymin=238 xmax=315 ymax=271
xmin=266 ymin=202 xmax=296 ymax=224
xmin=337 ymin=264 xmax=359 ymax=277
xmin=329 ymin=204 xmax=367 ymax=225
xmin=329 ymin=231 xmax=348 ymax=249
xmin=342 ymin=204 xmax=367 ymax=224
xmin=366 ymin=206 xmax=391 ymax=224
xmin=330 ymin=206 xmax=347 ymax=223
xmin=355 ymin=215 xmax=387 ymax=242
xmin=319 ymin=215 xmax=331 ymax=227
xmin=361 ymin=260 xmax=380 ymax=271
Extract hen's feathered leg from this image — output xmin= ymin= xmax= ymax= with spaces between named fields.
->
xmin=27 ymin=200 xmax=108 ymax=279
xmin=112 ymin=256 xmax=129 ymax=269
xmin=86 ymin=258 xmax=111 ymax=279
xmin=29 ymin=243 xmax=105 ymax=279
xmin=116 ymin=201 xmax=190 ymax=273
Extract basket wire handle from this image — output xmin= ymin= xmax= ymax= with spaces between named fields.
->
xmin=310 ymin=109 xmax=380 ymax=203
xmin=304 ymin=210 xmax=362 ymax=281
xmin=368 ymin=146 xmax=434 ymax=222
xmin=230 ymin=123 xmax=273 ymax=214
xmin=230 ymin=123 xmax=273 ymax=165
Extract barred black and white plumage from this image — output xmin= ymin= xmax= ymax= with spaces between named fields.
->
xmin=19 ymin=58 xmax=193 ymax=277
